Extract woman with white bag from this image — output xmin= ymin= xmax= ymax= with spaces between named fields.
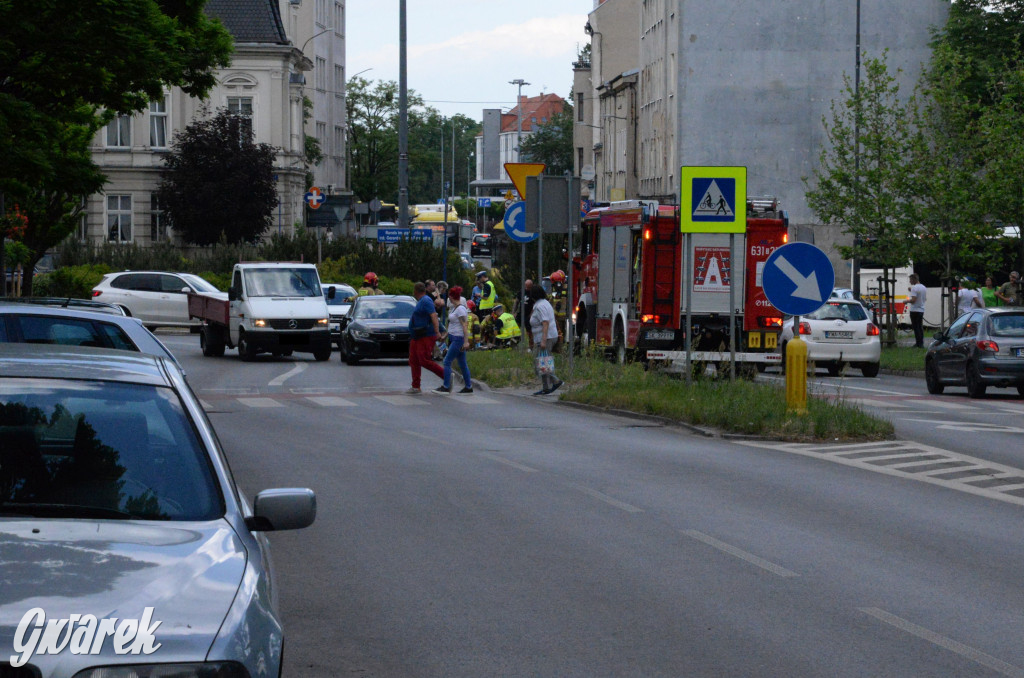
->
xmin=529 ymin=284 xmax=563 ymax=396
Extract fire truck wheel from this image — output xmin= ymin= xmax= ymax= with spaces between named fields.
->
xmin=613 ymin=332 xmax=630 ymax=365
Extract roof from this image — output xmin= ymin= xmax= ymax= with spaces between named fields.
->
xmin=501 ymin=94 xmax=566 ymax=134
xmin=205 ymin=0 xmax=288 ymax=45
xmin=0 ymin=343 xmax=170 ymax=386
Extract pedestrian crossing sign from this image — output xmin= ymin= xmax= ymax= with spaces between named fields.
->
xmin=681 ymin=166 xmax=747 ymax=233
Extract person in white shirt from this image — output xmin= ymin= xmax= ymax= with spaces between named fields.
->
xmin=434 ymin=286 xmax=473 ymax=394
xmin=528 ymin=285 xmax=563 ymax=395
xmin=957 ymin=282 xmax=984 ymax=316
xmin=908 ymin=274 xmax=927 ymax=348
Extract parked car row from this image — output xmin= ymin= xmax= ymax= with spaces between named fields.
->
xmin=92 ymin=270 xmax=223 ymax=329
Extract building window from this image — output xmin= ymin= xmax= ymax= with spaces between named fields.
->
xmin=151 ymin=194 xmax=167 ymax=242
xmin=107 ymin=195 xmax=132 ymax=242
xmin=77 ymin=200 xmax=88 ymax=241
xmin=150 ymin=97 xmax=168 ymax=148
xmin=334 ymin=125 xmax=344 ymax=156
xmin=316 ymin=57 xmax=327 ymax=91
xmin=105 ymin=114 xmax=131 ymax=148
xmin=335 ymin=65 xmax=344 ymax=94
xmin=577 ymin=147 xmax=584 ymax=171
xmin=577 ymin=93 xmax=584 ymax=121
xmin=334 ymin=1 xmax=344 ymax=33
xmin=316 ymin=0 xmax=327 ymax=25
xmin=316 ymin=122 xmax=327 ymax=161
xmin=227 ymin=96 xmax=253 ymax=139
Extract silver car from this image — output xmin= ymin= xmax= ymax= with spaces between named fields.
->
xmin=91 ymin=271 xmax=222 ymax=329
xmin=0 ymin=344 xmax=315 ymax=677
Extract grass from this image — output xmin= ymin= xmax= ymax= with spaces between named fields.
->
xmin=466 ymin=346 xmax=894 ymax=442
xmin=881 ymin=345 xmax=927 ymax=372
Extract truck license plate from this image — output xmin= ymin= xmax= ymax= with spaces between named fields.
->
xmin=646 ymin=330 xmax=674 ymax=341
xmin=825 ymin=331 xmax=853 ymax=339
xmin=1016 ymin=348 xmax=1024 ymax=357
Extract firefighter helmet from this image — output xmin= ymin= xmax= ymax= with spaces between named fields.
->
xmin=550 ymin=269 xmax=566 ymax=283
xmin=363 ymin=272 xmax=378 ymax=284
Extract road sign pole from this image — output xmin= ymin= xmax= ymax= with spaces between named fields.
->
xmin=684 ymin=232 xmax=693 ymax=383
xmin=729 ymin=233 xmax=736 ymax=380
xmin=566 ymin=175 xmax=575 ymax=371
xmin=537 ymin=175 xmax=544 ymax=285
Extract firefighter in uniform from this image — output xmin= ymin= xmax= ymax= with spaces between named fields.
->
xmin=481 ymin=304 xmax=520 ymax=348
xmin=465 ymin=300 xmax=482 ymax=348
xmin=359 ymin=272 xmax=383 ymax=296
xmin=476 ymin=270 xmax=497 ymax=320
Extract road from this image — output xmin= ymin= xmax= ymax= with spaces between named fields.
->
xmin=161 ymin=334 xmax=1024 ymax=677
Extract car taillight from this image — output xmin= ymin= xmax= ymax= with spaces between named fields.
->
xmin=798 ymin=322 xmax=811 ymax=335
xmin=866 ymin=323 xmax=880 ymax=336
xmin=92 ymin=290 xmax=102 ymax=297
xmin=976 ymin=339 xmax=999 ymax=352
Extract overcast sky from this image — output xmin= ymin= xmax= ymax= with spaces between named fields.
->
xmin=345 ymin=0 xmax=593 ymax=119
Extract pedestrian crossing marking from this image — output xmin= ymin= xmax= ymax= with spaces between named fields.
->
xmin=375 ymin=395 xmax=428 ymax=406
xmin=453 ymin=396 xmax=499 ymax=405
xmin=692 ymin=179 xmax=735 ymax=218
xmin=238 ymin=397 xmax=285 ymax=408
xmin=305 ymin=396 xmax=358 ymax=407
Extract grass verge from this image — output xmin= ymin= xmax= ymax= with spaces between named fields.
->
xmin=466 ymin=347 xmax=894 ymax=442
xmin=881 ymin=345 xmax=927 ymax=372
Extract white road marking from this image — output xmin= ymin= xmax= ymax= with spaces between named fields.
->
xmin=305 ymin=396 xmax=357 ymax=407
xmin=683 ymin=530 xmax=799 ymax=578
xmin=269 ymin=363 xmax=307 ymax=386
xmin=375 ymin=395 xmax=428 ymax=406
xmin=914 ymin=399 xmax=980 ymax=411
xmin=569 ymin=483 xmax=644 ymax=513
xmin=904 ymin=418 xmax=1024 ymax=434
xmin=199 ymin=400 xmax=214 ymax=410
xmin=741 ymin=439 xmax=1024 ymax=506
xmin=479 ymin=452 xmax=538 ymax=473
xmin=401 ymin=429 xmax=435 ymax=441
xmin=450 ymin=396 xmax=499 ymax=404
xmin=995 ymin=403 xmax=1024 ymax=414
xmin=860 ymin=608 xmax=1024 ymax=678
xmin=238 ymin=397 xmax=284 ymax=408
xmin=845 ymin=398 xmax=912 ymax=409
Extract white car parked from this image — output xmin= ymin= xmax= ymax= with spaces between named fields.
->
xmin=92 ymin=271 xmax=221 ymax=329
xmin=780 ymin=299 xmax=881 ymax=377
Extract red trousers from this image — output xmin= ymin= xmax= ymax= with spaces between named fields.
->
xmin=409 ymin=335 xmax=444 ymax=388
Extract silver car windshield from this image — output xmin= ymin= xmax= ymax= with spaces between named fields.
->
xmin=805 ymin=301 xmax=867 ymax=322
xmin=244 ymin=268 xmax=322 ymax=297
xmin=0 ymin=379 xmax=223 ymax=521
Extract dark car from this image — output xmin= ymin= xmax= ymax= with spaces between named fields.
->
xmin=323 ymin=283 xmax=358 ymax=349
xmin=471 ymin=233 xmax=492 ymax=258
xmin=925 ymin=307 xmax=1024 ymax=398
xmin=338 ymin=294 xmax=417 ymax=364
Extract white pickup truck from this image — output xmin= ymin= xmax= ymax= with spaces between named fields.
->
xmin=188 ymin=262 xmax=333 ymax=361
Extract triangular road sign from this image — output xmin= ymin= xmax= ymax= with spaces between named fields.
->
xmin=504 ymin=163 xmax=546 ymax=200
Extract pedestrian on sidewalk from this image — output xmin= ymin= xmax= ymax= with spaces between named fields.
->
xmin=529 ymin=284 xmax=563 ymax=395
xmin=407 ymin=282 xmax=444 ymax=394
xmin=435 ymin=286 xmax=473 ymax=394
xmin=907 ymin=274 xmax=927 ymax=348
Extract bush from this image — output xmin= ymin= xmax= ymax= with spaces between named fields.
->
xmin=33 ymin=264 xmax=112 ymax=298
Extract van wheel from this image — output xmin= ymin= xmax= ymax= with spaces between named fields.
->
xmin=237 ymin=331 xmax=257 ymax=361
xmin=201 ymin=326 xmax=226 ymax=357
xmin=313 ymin=346 xmax=331 ymax=361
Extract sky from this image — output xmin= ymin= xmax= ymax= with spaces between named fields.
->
xmin=345 ymin=0 xmax=594 ymax=120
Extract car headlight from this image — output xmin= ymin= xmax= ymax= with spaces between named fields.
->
xmin=252 ymin=319 xmax=267 ymax=328
xmin=317 ymin=317 xmax=329 ymax=326
xmin=352 ymin=329 xmax=370 ymax=339
xmin=72 ymin=662 xmax=250 ymax=678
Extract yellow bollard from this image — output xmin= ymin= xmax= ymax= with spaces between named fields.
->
xmin=785 ymin=335 xmax=808 ymax=415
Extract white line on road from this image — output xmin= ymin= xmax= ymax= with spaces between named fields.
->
xmin=238 ymin=397 xmax=284 ymax=408
xmin=306 ymin=396 xmax=357 ymax=407
xmin=904 ymin=418 xmax=1024 ymax=434
xmin=375 ymin=395 xmax=428 ymax=406
xmin=683 ymin=530 xmax=799 ymax=578
xmin=569 ymin=483 xmax=644 ymax=513
xmin=269 ymin=363 xmax=307 ymax=386
xmin=479 ymin=452 xmax=538 ymax=473
xmin=860 ymin=607 xmax=1024 ymax=678
xmin=401 ymin=429 xmax=435 ymax=441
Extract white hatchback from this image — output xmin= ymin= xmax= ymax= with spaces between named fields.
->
xmin=92 ymin=271 xmax=221 ymax=329
xmin=780 ymin=299 xmax=882 ymax=377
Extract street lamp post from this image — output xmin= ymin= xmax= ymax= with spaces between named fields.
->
xmin=398 ymin=0 xmax=410 ymax=229
xmin=509 ymin=79 xmax=530 ymax=165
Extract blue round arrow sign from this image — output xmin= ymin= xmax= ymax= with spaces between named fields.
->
xmin=762 ymin=242 xmax=835 ymax=316
xmin=503 ymin=201 xmax=538 ymax=243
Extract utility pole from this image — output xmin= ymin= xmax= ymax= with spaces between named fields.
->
xmin=509 ymin=79 xmax=529 ymax=166
xmin=398 ymin=0 xmax=409 ymax=229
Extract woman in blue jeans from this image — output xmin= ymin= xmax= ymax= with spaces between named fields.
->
xmin=435 ymin=286 xmax=473 ymax=394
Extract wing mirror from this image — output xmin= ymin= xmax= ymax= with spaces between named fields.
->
xmin=327 ymin=285 xmax=337 ymax=300
xmin=228 ymin=285 xmax=240 ymax=302
xmin=933 ymin=331 xmax=947 ymax=343
xmin=246 ymin=488 xmax=317 ymax=532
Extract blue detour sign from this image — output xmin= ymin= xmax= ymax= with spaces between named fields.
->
xmin=503 ymin=201 xmax=538 ymax=243
xmin=762 ymin=243 xmax=835 ymax=316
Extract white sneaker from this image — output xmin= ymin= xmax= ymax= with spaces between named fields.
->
xmin=405 ymin=387 xmax=422 ymax=395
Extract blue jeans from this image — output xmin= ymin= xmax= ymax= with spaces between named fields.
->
xmin=443 ymin=336 xmax=471 ymax=389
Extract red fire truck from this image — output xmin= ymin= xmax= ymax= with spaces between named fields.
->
xmin=572 ymin=198 xmax=789 ymax=369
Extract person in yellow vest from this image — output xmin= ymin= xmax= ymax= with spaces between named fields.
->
xmin=489 ymin=304 xmax=520 ymax=348
xmin=358 ymin=271 xmax=384 ymax=296
xmin=465 ymin=300 xmax=482 ymax=348
xmin=476 ymin=270 xmax=497 ymax=320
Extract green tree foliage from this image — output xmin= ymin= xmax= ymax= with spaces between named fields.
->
xmin=519 ymin=99 xmax=574 ymax=175
xmin=158 ymin=108 xmax=279 ymax=245
xmin=806 ymin=55 xmax=917 ymax=342
xmin=978 ymin=64 xmax=1024 ymax=272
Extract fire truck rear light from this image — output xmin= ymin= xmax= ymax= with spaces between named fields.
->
xmin=782 ymin=233 xmax=789 ymax=244
xmin=758 ymin=316 xmax=782 ymax=328
xmin=644 ymin=228 xmax=652 ymax=241
xmin=798 ymin=322 xmax=811 ymax=335
xmin=977 ymin=339 xmax=998 ymax=352
xmin=92 ymin=291 xmax=102 ymax=297
xmin=867 ymin=323 xmax=880 ymax=336
xmin=641 ymin=314 xmax=662 ymax=324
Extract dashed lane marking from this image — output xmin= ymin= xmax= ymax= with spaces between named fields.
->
xmin=569 ymin=483 xmax=644 ymax=514
xmin=238 ymin=397 xmax=285 ymax=408
xmin=305 ymin=396 xmax=358 ymax=407
xmin=683 ymin=530 xmax=799 ymax=578
xmin=739 ymin=439 xmax=1024 ymax=507
xmin=374 ymin=395 xmax=428 ymax=406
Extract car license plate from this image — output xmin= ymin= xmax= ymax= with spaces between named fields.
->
xmin=825 ymin=331 xmax=853 ymax=339
xmin=647 ymin=330 xmax=674 ymax=341
xmin=1016 ymin=348 xmax=1024 ymax=358
xmin=329 ymin=323 xmax=340 ymax=332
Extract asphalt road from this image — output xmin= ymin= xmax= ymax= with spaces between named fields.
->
xmin=161 ymin=334 xmax=1024 ymax=677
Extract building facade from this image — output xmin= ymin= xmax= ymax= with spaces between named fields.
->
xmin=83 ymin=0 xmax=348 ymax=246
xmin=473 ymin=93 xmax=566 ymax=196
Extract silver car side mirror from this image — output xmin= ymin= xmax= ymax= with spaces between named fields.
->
xmin=246 ymin=488 xmax=317 ymax=531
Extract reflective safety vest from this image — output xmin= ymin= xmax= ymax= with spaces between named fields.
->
xmin=495 ymin=312 xmax=521 ymax=340
xmin=479 ymin=281 xmax=497 ymax=311
xmin=465 ymin=312 xmax=481 ymax=341
xmin=359 ymin=285 xmax=383 ymax=296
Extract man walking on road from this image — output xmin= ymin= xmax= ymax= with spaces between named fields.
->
xmin=407 ymin=282 xmax=444 ymax=394
xmin=908 ymin=273 xmax=927 ymax=348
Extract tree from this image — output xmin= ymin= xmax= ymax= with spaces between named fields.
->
xmin=805 ymin=55 xmax=918 ymax=343
xmin=520 ymin=99 xmax=574 ymax=175
xmin=978 ymin=63 xmax=1024 ymax=273
xmin=158 ymin=108 xmax=279 ymax=245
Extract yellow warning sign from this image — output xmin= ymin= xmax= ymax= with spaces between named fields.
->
xmin=504 ymin=163 xmax=546 ymax=200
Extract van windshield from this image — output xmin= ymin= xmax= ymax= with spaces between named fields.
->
xmin=244 ymin=268 xmax=322 ymax=297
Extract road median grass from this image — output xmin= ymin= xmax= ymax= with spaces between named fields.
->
xmin=466 ymin=348 xmax=894 ymax=442
xmin=881 ymin=344 xmax=927 ymax=372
